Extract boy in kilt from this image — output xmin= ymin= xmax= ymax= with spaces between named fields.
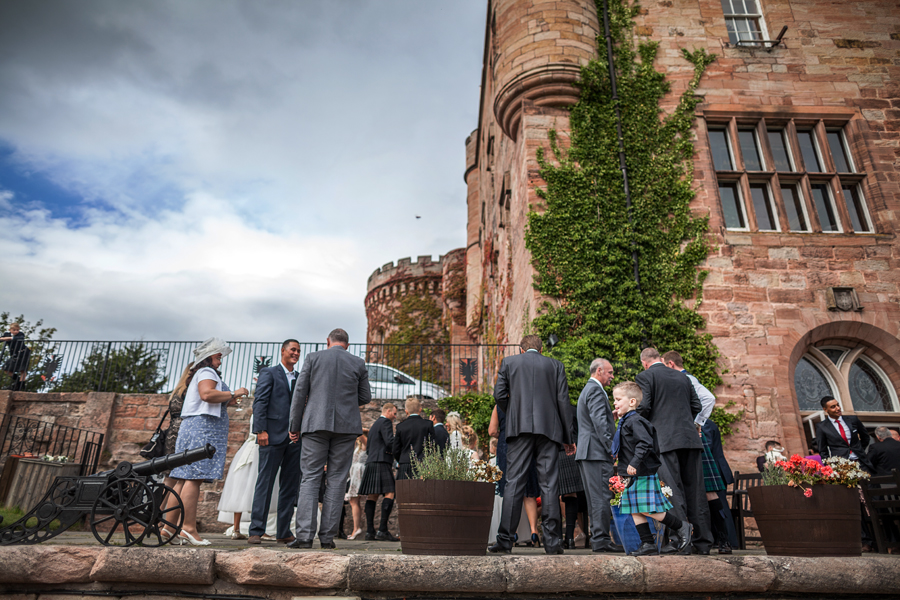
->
xmin=358 ymin=402 xmax=400 ymax=541
xmin=611 ymin=382 xmax=693 ymax=556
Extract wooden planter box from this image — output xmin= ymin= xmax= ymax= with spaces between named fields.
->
xmin=747 ymin=484 xmax=861 ymax=556
xmin=396 ymin=479 xmax=494 ymax=555
xmin=4 ymin=459 xmax=82 ymax=511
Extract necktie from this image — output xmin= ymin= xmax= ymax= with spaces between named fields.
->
xmin=611 ymin=410 xmax=635 ymax=456
xmin=836 ymin=419 xmax=849 ymax=445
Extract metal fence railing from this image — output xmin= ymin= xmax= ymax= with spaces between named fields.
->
xmin=0 ymin=340 xmax=520 ymax=399
xmin=0 ymin=413 xmax=105 ymax=476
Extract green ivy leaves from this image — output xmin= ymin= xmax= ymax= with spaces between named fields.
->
xmin=525 ymin=0 xmax=721 ymax=402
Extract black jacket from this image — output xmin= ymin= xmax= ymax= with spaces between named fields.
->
xmin=494 ymin=350 xmax=572 ymax=445
xmin=392 ymin=415 xmax=434 ymax=465
xmin=432 ymin=422 xmax=450 ymax=450
xmin=635 ymin=363 xmax=702 ymax=453
xmin=366 ymin=416 xmax=394 ymax=464
xmin=867 ymin=438 xmax=900 ymax=476
xmin=616 ymin=412 xmax=663 ymax=477
xmin=815 ymin=415 xmax=870 ymax=468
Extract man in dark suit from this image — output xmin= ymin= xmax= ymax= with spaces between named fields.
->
xmin=287 ymin=328 xmax=371 ymax=549
xmin=868 ymin=427 xmax=900 ymax=476
xmin=635 ymin=347 xmax=713 ymax=554
xmin=815 ymin=396 xmax=872 ymax=471
xmin=488 ymin=335 xmax=574 ymax=555
xmin=248 ymin=339 xmax=302 ymax=545
xmin=574 ymin=358 xmax=620 ymax=552
xmin=359 ymin=402 xmax=399 ymax=541
xmin=430 ymin=408 xmax=450 ymax=450
xmin=393 ymin=397 xmax=435 ymax=479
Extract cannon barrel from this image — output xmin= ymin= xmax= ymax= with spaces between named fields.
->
xmin=94 ymin=444 xmax=216 ymax=478
xmin=132 ymin=444 xmax=216 ymax=477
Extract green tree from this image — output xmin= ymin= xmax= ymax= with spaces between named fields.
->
xmin=525 ymin=0 xmax=720 ymax=401
xmin=0 ymin=312 xmax=58 ymax=392
xmin=50 ymin=342 xmax=167 ymax=394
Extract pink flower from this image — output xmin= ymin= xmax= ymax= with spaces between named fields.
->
xmin=803 ymin=488 xmax=813 ymax=498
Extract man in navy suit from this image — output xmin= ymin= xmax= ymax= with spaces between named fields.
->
xmin=430 ymin=408 xmax=450 ymax=450
xmin=247 ymin=339 xmax=302 ymax=545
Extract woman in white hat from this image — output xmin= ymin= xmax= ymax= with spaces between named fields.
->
xmin=168 ymin=337 xmax=248 ymax=546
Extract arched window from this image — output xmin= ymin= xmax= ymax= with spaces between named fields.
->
xmin=794 ymin=344 xmax=898 ymax=414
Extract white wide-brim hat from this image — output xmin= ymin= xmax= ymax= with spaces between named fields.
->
xmin=192 ymin=337 xmax=232 ymax=367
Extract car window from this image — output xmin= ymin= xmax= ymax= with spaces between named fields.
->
xmin=368 ymin=365 xmax=394 ymax=383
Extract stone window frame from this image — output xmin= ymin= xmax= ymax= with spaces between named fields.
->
xmin=702 ymin=106 xmax=877 ymax=237
xmin=720 ymin=0 xmax=770 ymax=46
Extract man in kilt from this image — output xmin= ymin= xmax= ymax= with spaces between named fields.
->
xmin=359 ymin=402 xmax=400 ymax=541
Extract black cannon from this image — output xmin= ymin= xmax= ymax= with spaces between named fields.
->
xmin=0 ymin=444 xmax=215 ymax=547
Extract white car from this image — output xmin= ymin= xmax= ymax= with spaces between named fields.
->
xmin=365 ymin=363 xmax=449 ymax=400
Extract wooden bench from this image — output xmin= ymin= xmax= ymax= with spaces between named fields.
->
xmin=731 ymin=471 xmax=763 ymax=549
xmin=860 ymin=468 xmax=900 ymax=554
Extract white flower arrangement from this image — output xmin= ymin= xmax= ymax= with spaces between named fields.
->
xmin=660 ymin=483 xmax=674 ymax=498
xmin=41 ymin=455 xmax=69 ymax=463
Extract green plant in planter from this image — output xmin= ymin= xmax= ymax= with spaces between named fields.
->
xmin=411 ymin=441 xmax=502 ymax=483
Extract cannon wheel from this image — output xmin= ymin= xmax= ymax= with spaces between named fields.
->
xmin=90 ymin=478 xmax=156 ymax=546
xmin=140 ymin=482 xmax=184 ymax=547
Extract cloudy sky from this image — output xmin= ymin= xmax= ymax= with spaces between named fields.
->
xmin=0 ymin=1 xmax=486 ymax=343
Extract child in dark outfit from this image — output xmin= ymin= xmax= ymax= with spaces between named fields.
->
xmin=611 ymin=381 xmax=693 ymax=556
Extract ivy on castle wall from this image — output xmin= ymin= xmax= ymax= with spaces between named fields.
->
xmin=525 ymin=0 xmax=722 ymax=401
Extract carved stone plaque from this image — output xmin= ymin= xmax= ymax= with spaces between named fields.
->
xmin=825 ymin=287 xmax=862 ymax=312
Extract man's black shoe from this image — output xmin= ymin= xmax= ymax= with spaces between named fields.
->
xmin=632 ymin=542 xmax=659 ymax=556
xmin=337 ymin=531 xmax=348 ymax=540
xmin=592 ymin=542 xmax=624 ymax=553
xmin=365 ymin=532 xmax=377 ymax=541
xmin=658 ymin=542 xmax=678 ymax=555
xmin=546 ymin=545 xmax=564 ymax=555
xmin=286 ymin=539 xmax=313 ymax=549
xmin=718 ymin=541 xmax=733 ymax=555
xmin=487 ymin=543 xmax=511 ymax=554
xmin=375 ymin=530 xmax=400 ymax=542
xmin=691 ymin=546 xmax=711 ymax=555
xmin=320 ymin=540 xmax=337 ymax=549
xmin=563 ymin=538 xmax=575 ymax=550
xmin=674 ymin=521 xmax=693 ymax=553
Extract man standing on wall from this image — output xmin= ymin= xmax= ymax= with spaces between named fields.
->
xmin=248 ymin=339 xmax=302 ymax=545
xmin=575 ymin=358 xmax=621 ymax=553
xmin=488 ymin=335 xmax=574 ymax=555
xmin=287 ymin=328 xmax=371 ymax=549
xmin=635 ymin=347 xmax=713 ymax=554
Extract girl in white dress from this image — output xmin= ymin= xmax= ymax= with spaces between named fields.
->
xmin=344 ymin=434 xmax=368 ymax=540
xmin=446 ymin=412 xmax=464 ymax=450
xmin=217 ymin=415 xmax=280 ymax=538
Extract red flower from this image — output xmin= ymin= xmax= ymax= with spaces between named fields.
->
xmin=803 ymin=488 xmax=813 ymax=498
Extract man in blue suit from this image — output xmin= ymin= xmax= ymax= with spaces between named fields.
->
xmin=247 ymin=339 xmax=302 ymax=545
xmin=575 ymin=358 xmax=622 ymax=552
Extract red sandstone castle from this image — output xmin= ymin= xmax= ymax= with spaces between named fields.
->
xmin=366 ymin=0 xmax=900 ymax=473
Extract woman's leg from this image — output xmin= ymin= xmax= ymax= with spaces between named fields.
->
xmin=349 ymin=496 xmax=362 ymax=534
xmin=161 ymin=477 xmax=184 ymax=535
xmin=233 ymin=512 xmax=242 ymax=532
xmin=180 ymin=480 xmax=203 ymax=539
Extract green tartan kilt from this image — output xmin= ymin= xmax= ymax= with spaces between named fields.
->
xmin=618 ymin=475 xmax=673 ymax=515
xmin=701 ymin=436 xmax=726 ymax=492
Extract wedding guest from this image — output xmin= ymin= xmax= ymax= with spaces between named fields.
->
xmin=344 ymin=432 xmax=368 ymax=539
xmin=1 ymin=323 xmax=30 ymax=391
xmin=169 ymin=337 xmax=248 ymax=546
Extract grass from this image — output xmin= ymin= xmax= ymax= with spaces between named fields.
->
xmin=0 ymin=504 xmax=74 ymax=531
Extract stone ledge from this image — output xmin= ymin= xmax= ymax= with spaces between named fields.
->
xmin=0 ymin=546 xmax=898 ymax=595
xmin=91 ymin=547 xmax=215 ymax=584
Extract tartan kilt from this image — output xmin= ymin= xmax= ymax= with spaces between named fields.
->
xmin=396 ymin=462 xmax=415 ymax=481
xmin=618 ymin=475 xmax=673 ymax=515
xmin=701 ymin=437 xmax=726 ymax=492
xmin=558 ymin=450 xmax=584 ymax=495
xmin=358 ymin=462 xmax=395 ymax=495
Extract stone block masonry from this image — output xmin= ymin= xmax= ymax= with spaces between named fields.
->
xmin=0 ymin=545 xmax=898 ymax=598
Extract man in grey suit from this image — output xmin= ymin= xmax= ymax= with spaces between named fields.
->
xmin=635 ymin=347 xmax=712 ymax=554
xmin=575 ymin=358 xmax=621 ymax=552
xmin=247 ymin=339 xmax=302 ymax=545
xmin=488 ymin=335 xmax=574 ymax=555
xmin=287 ymin=328 xmax=372 ymax=549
